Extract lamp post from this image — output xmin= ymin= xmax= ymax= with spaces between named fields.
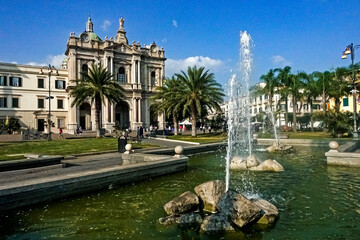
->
xmin=342 ymin=43 xmax=360 ymax=139
xmin=39 ymin=65 xmax=58 ymax=141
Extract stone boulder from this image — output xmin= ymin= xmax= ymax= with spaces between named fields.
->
xmin=194 ymin=180 xmax=226 ymax=213
xmin=164 ymin=191 xmax=199 ymax=215
xmin=159 ymin=215 xmax=180 ymax=226
xmin=178 ymin=212 xmax=203 ymax=229
xmin=200 ymin=213 xmax=235 ymax=232
xmin=230 ymin=156 xmax=247 ymax=170
xmin=250 ymin=160 xmax=284 ymax=172
xmin=267 ymin=143 xmax=293 ymax=153
xmin=217 ymin=190 xmax=264 ymax=228
xmin=251 ymin=198 xmax=279 ymax=225
xmin=246 ymin=155 xmax=260 ymax=168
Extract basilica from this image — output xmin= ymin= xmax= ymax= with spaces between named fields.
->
xmin=0 ymin=17 xmax=166 ymax=134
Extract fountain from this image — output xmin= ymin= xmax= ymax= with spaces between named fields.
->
xmin=265 ymin=108 xmax=293 ymax=152
xmin=229 ymin=32 xmax=284 ymax=172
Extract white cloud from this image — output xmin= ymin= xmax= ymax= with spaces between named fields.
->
xmin=271 ymin=55 xmax=292 ymax=67
xmin=172 ymin=19 xmax=178 ymax=27
xmin=166 ymin=56 xmax=224 ymax=77
xmin=47 ymin=54 xmax=66 ymax=68
xmin=101 ymin=20 xmax=111 ymax=31
xmin=24 ymin=54 xmax=65 ymax=67
xmin=161 ymin=38 xmax=167 ymax=43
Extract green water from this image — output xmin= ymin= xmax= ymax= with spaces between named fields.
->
xmin=1 ymin=146 xmax=360 ymax=239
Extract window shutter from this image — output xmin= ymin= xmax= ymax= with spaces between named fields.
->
xmin=63 ymin=81 xmax=66 ymax=89
xmin=4 ymin=76 xmax=7 ymax=86
xmin=19 ymin=78 xmax=22 ymax=87
xmin=4 ymin=98 xmax=7 ymax=108
xmin=9 ymin=77 xmax=13 ymax=86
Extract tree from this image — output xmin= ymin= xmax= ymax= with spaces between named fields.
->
xmin=302 ymin=72 xmax=321 ymax=131
xmin=70 ymin=63 xmax=125 ymax=137
xmin=287 ymin=72 xmax=305 ymax=132
xmin=150 ymin=76 xmax=184 ymax=135
xmin=175 ymin=66 xmax=224 ymax=136
xmin=275 ymin=66 xmax=292 ymax=131
xmin=328 ymin=67 xmax=351 ymax=111
xmin=259 ymin=69 xmax=279 ymax=110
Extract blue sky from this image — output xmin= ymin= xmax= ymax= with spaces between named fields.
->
xmin=0 ymin=0 xmax=359 ymax=87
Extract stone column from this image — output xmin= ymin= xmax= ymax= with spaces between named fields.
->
xmin=138 ymin=98 xmax=142 ymax=124
xmin=67 ymin=53 xmax=78 ymax=134
xmin=110 ymin=57 xmax=114 ymax=74
xmin=132 ymin=60 xmax=136 ymax=84
xmin=137 ymin=60 xmax=141 ymax=84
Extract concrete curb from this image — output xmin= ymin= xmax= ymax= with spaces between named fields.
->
xmin=154 ymin=137 xmax=200 ymax=145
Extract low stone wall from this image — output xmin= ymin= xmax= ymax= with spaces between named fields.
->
xmin=325 ymin=141 xmax=360 ymax=167
xmin=257 ymin=138 xmax=350 ymax=146
xmin=0 ymin=156 xmax=188 ymax=212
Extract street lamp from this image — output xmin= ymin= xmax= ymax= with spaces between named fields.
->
xmin=39 ymin=65 xmax=58 ymax=141
xmin=342 ymin=43 xmax=360 ymax=139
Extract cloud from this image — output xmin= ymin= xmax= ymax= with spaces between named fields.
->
xmin=172 ymin=19 xmax=178 ymax=27
xmin=271 ymin=55 xmax=292 ymax=67
xmin=24 ymin=54 xmax=65 ymax=67
xmin=47 ymin=54 xmax=66 ymax=67
xmin=101 ymin=20 xmax=111 ymax=31
xmin=166 ymin=56 xmax=224 ymax=77
xmin=161 ymin=38 xmax=167 ymax=43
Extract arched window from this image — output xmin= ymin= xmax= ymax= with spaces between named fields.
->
xmin=81 ymin=64 xmax=88 ymax=80
xmin=151 ymin=71 xmax=156 ymax=86
xmin=118 ymin=67 xmax=126 ymax=83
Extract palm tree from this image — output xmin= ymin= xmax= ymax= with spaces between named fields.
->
xmin=328 ymin=67 xmax=351 ymax=111
xmin=150 ymin=76 xmax=184 ymax=135
xmin=275 ymin=66 xmax=292 ymax=131
xmin=175 ymin=66 xmax=224 ymax=136
xmin=302 ymin=72 xmax=321 ymax=131
xmin=313 ymin=70 xmax=332 ymax=114
xmin=70 ymin=63 xmax=125 ymax=137
xmin=259 ymin=69 xmax=279 ymax=111
xmin=288 ymin=72 xmax=305 ymax=132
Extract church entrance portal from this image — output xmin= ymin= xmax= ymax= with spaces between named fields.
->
xmin=115 ymin=101 xmax=130 ymax=129
xmin=79 ymin=103 xmax=91 ymax=130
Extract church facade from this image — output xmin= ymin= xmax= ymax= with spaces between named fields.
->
xmin=0 ymin=17 xmax=166 ymax=134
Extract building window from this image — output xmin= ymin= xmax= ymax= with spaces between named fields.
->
xmin=303 ymin=104 xmax=308 ymax=110
xmin=254 ymin=108 xmax=257 ymax=114
xmin=81 ymin=64 xmax=88 ymax=79
xmin=38 ymin=99 xmax=44 ymax=108
xmin=12 ymin=98 xmax=19 ymax=108
xmin=265 ymin=94 xmax=268 ymax=100
xmin=259 ymin=107 xmax=262 ymax=112
xmin=55 ymin=80 xmax=66 ymax=89
xmin=38 ymin=78 xmax=45 ymax=88
xmin=0 ymin=97 xmax=7 ymax=108
xmin=118 ymin=67 xmax=126 ymax=83
xmin=0 ymin=76 xmax=7 ymax=86
xmin=57 ymin=99 xmax=64 ymax=109
xmin=9 ymin=77 xmax=22 ymax=87
xmin=343 ymin=98 xmax=349 ymax=107
xmin=57 ymin=118 xmax=65 ymax=128
xmin=151 ymin=71 xmax=156 ymax=86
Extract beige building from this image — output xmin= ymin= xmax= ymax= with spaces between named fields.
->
xmin=0 ymin=17 xmax=166 ymax=134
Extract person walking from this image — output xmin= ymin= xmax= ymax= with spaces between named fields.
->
xmin=58 ymin=128 xmax=63 ymax=138
xmin=140 ymin=126 xmax=144 ymax=138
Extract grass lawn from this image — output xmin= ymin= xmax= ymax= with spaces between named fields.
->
xmin=258 ymin=131 xmax=350 ymax=139
xmin=168 ymin=132 xmax=227 ymax=144
xmin=0 ymin=138 xmax=158 ymax=161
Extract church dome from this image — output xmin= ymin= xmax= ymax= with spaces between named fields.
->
xmin=88 ymin=32 xmax=102 ymax=41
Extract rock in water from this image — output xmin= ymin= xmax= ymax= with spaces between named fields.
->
xmin=164 ymin=191 xmax=199 ymax=215
xmin=200 ymin=213 xmax=235 ymax=232
xmin=246 ymin=155 xmax=260 ymax=168
xmin=194 ymin=180 xmax=226 ymax=213
xmin=230 ymin=156 xmax=247 ymax=170
xmin=178 ymin=212 xmax=203 ymax=229
xmin=251 ymin=198 xmax=279 ymax=225
xmin=251 ymin=159 xmax=284 ymax=172
xmin=159 ymin=215 xmax=180 ymax=226
xmin=217 ymin=190 xmax=263 ymax=228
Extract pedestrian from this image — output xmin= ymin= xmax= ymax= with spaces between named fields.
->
xmin=179 ymin=125 xmax=182 ymax=132
xmin=136 ymin=126 xmax=140 ymax=138
xmin=203 ymin=126 xmax=206 ymax=134
xmin=58 ymin=128 xmax=63 ymax=138
xmin=140 ymin=126 xmax=144 ymax=138
xmin=79 ymin=126 xmax=83 ymax=135
xmin=208 ymin=126 xmax=211 ymax=133
xmin=150 ymin=125 xmax=153 ymax=133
